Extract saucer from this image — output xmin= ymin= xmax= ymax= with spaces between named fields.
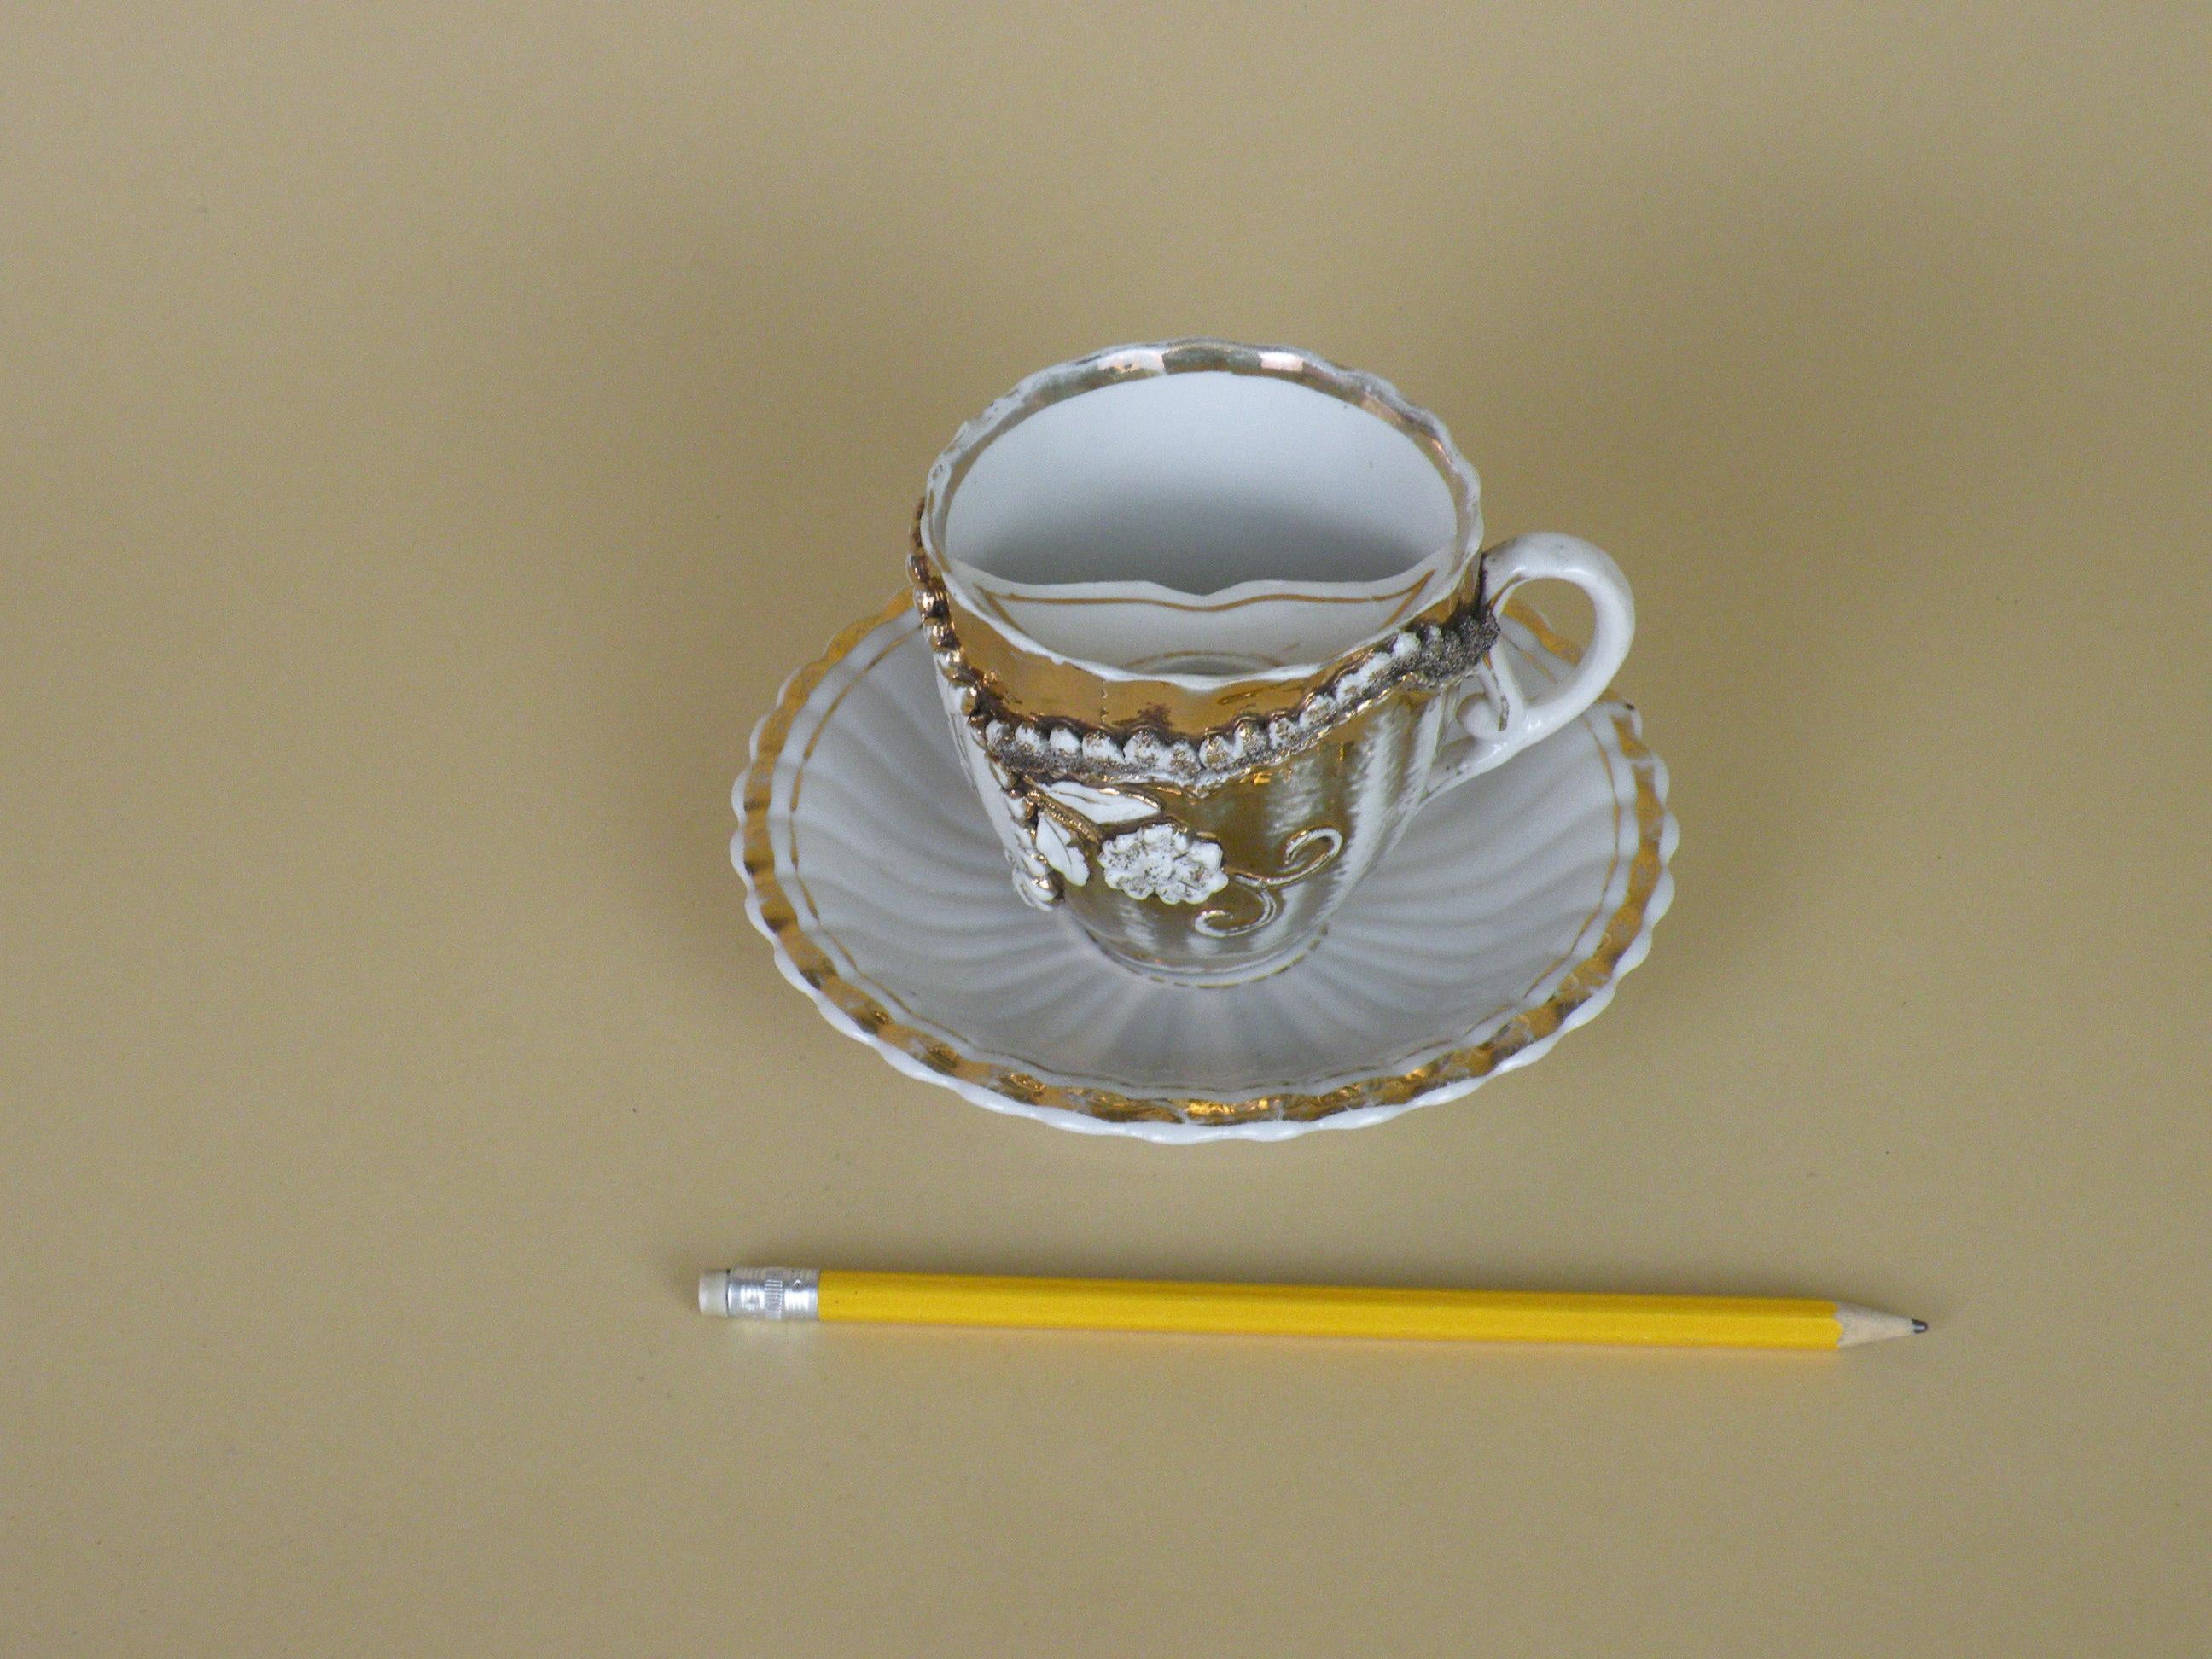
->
xmin=732 ymin=596 xmax=1676 ymax=1143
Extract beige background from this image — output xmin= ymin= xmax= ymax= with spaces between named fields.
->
xmin=4 ymin=5 xmax=2209 ymax=1654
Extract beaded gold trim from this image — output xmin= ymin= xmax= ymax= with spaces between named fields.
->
xmin=907 ymin=529 xmax=1499 ymax=794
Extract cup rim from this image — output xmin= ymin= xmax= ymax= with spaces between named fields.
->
xmin=915 ymin=339 xmax=1487 ymax=690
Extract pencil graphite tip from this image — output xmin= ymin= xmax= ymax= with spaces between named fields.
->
xmin=1833 ymin=1302 xmax=1922 ymax=1346
xmin=1912 ymin=1318 xmax=1929 ymax=1334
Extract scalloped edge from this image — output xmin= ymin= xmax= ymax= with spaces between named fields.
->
xmin=731 ymin=602 xmax=1675 ymax=1144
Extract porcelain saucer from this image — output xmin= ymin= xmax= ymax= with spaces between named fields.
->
xmin=732 ymin=597 xmax=1676 ymax=1143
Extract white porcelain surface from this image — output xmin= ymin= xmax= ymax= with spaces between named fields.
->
xmin=733 ymin=602 xmax=1676 ymax=1143
xmin=930 ymin=342 xmax=1477 ymax=673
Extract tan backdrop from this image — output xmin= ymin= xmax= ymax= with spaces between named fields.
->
xmin=4 ymin=5 xmax=2207 ymax=1654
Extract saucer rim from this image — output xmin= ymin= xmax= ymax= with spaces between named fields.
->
xmin=732 ymin=596 xmax=1676 ymax=1144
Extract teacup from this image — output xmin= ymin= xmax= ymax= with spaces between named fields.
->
xmin=907 ymin=340 xmax=1633 ymax=985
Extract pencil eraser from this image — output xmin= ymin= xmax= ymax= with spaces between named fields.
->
xmin=698 ymin=1270 xmax=731 ymax=1316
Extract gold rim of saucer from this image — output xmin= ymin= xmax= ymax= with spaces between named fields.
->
xmin=736 ymin=593 xmax=1673 ymax=1132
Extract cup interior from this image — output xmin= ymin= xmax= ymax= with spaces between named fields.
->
xmin=941 ymin=370 xmax=1459 ymax=597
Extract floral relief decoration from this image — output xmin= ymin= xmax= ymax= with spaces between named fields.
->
xmin=1003 ymin=774 xmax=1338 ymax=936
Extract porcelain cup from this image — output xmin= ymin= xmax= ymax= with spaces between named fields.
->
xmin=907 ymin=339 xmax=1634 ymax=986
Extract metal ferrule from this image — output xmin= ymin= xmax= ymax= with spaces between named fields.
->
xmin=699 ymin=1266 xmax=820 ymax=1321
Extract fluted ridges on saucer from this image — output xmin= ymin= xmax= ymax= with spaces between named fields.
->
xmin=733 ymin=606 xmax=1674 ymax=1140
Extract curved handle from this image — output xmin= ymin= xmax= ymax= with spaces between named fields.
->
xmin=1423 ymin=533 xmax=1635 ymax=799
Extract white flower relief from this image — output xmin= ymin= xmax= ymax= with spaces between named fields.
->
xmin=1098 ymin=822 xmax=1229 ymax=906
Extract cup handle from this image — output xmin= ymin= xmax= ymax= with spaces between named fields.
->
xmin=1422 ymin=533 xmax=1635 ymax=800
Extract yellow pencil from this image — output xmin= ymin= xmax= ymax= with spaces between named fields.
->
xmin=698 ymin=1268 xmax=1926 ymax=1350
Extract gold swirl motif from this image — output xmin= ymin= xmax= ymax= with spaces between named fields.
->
xmin=1193 ymin=827 xmax=1346 ymax=938
xmin=741 ymin=592 xmax=1669 ymax=1130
